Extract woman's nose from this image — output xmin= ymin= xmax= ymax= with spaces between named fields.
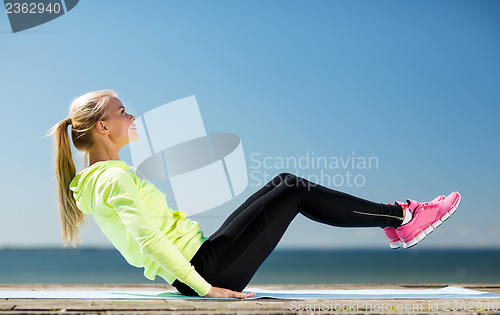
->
xmin=130 ymin=114 xmax=136 ymax=121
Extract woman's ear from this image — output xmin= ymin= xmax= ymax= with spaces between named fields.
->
xmin=95 ymin=121 xmax=109 ymax=135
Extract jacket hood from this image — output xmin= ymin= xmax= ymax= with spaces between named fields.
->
xmin=69 ymin=160 xmax=130 ymax=214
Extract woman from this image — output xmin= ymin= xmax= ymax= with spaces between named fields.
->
xmin=48 ymin=90 xmax=461 ymax=299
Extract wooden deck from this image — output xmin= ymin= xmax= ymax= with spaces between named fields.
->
xmin=1 ymin=283 xmax=499 ymax=314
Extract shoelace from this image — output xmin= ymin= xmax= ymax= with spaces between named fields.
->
xmin=411 ymin=200 xmax=440 ymax=213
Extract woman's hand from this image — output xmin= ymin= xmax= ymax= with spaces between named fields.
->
xmin=203 ymin=286 xmax=256 ymax=299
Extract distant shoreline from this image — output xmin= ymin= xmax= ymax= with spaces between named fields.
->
xmin=1 ymin=248 xmax=499 ymax=284
xmin=2 ymin=247 xmax=500 ymax=251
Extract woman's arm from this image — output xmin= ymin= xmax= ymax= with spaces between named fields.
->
xmin=98 ymin=168 xmax=211 ymax=296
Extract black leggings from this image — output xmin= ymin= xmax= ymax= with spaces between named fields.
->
xmin=172 ymin=173 xmax=404 ymax=296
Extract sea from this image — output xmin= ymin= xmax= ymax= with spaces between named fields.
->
xmin=1 ymin=248 xmax=499 ymax=285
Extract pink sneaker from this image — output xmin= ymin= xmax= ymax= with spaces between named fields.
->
xmin=383 ymin=195 xmax=445 ymax=249
xmin=395 ymin=192 xmax=461 ymax=249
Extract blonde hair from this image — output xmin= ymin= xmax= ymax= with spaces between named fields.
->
xmin=47 ymin=90 xmax=118 ymax=247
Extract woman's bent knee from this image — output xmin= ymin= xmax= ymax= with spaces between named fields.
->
xmin=283 ymin=174 xmax=315 ymax=193
xmin=276 ymin=172 xmax=295 ymax=181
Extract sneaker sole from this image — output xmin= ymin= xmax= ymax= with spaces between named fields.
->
xmin=402 ymin=193 xmax=461 ymax=249
xmin=390 ymin=241 xmax=402 ymax=249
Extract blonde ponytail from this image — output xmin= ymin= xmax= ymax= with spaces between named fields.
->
xmin=48 ymin=90 xmax=118 ymax=247
xmin=48 ymin=117 xmax=87 ymax=247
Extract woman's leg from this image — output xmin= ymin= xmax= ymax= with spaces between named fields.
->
xmin=174 ymin=173 xmax=404 ymax=295
xmin=209 ymin=173 xmax=294 ymax=237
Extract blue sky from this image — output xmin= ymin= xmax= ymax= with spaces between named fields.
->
xmin=1 ymin=0 xmax=499 ymax=249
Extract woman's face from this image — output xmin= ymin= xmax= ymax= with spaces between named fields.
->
xmin=101 ymin=97 xmax=138 ymax=147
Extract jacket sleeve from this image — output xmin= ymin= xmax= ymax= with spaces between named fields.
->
xmin=98 ymin=168 xmax=212 ymax=297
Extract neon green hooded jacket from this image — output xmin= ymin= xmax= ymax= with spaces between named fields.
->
xmin=69 ymin=160 xmax=211 ymax=296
